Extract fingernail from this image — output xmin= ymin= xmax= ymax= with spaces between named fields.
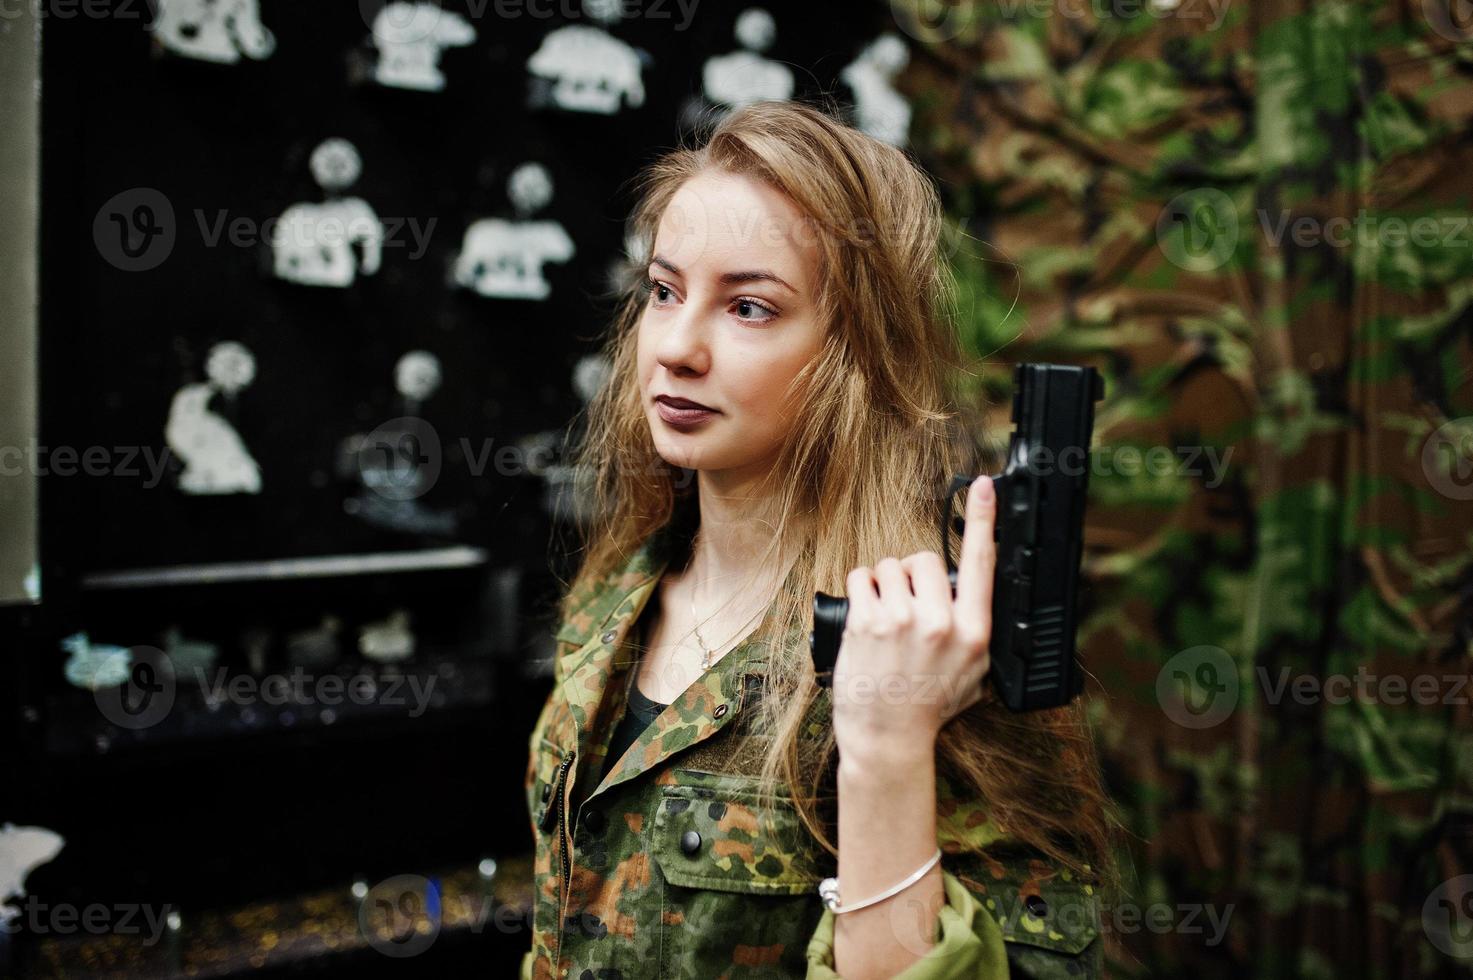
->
xmin=975 ymin=476 xmax=993 ymax=499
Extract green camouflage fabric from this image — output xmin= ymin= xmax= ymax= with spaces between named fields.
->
xmin=888 ymin=0 xmax=1473 ymax=976
xmin=522 ymin=522 xmax=1106 ymax=978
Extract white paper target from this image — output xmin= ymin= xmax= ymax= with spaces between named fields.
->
xmin=453 ymin=165 xmax=574 ymax=301
xmin=370 ymin=2 xmax=476 ymax=92
xmin=150 ymin=0 xmax=275 ymax=64
xmin=528 ymin=24 xmax=646 ymax=115
xmin=842 ymin=34 xmax=911 ymax=146
xmin=165 ymin=341 xmax=261 ymax=495
xmin=702 ymin=8 xmax=792 ymax=109
xmin=395 ymin=351 xmax=443 ymax=404
xmin=0 ymin=825 xmax=65 ymax=927
xmin=272 ymin=139 xmax=384 ymax=288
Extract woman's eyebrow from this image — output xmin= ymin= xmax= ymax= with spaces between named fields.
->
xmin=719 ymin=269 xmax=796 ymax=293
xmin=649 ymin=254 xmax=795 ymax=294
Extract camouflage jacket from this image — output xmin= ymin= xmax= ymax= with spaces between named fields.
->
xmin=522 ymin=526 xmax=1104 ymax=979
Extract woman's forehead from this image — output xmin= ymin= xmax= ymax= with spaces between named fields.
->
xmin=653 ymin=171 xmax=819 ymax=286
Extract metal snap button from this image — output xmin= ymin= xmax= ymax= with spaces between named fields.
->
xmin=583 ymin=809 xmax=606 ymax=834
xmin=601 ymin=630 xmax=616 ymax=644
xmin=713 ymin=704 xmax=728 ymax=718
xmin=680 ymin=830 xmax=702 ymax=855
xmin=1024 ymin=894 xmax=1048 ymax=918
xmin=541 ymin=784 xmax=551 ymax=803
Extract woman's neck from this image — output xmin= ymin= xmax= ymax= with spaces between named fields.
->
xmin=686 ymin=467 xmax=791 ymax=609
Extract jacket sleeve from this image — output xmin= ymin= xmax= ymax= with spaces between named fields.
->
xmin=804 ymin=867 xmax=1010 ymax=979
xmin=802 ymin=772 xmax=1105 ymax=979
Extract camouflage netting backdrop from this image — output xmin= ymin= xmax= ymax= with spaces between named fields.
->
xmin=889 ymin=1 xmax=1473 ymax=977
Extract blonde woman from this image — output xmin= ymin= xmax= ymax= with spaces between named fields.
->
xmin=524 ymin=100 xmax=1118 ymax=980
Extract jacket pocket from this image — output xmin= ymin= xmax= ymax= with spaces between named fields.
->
xmin=947 ymin=849 xmax=1103 ymax=965
xmin=653 ymin=782 xmax=828 ymax=893
xmin=650 ymin=776 xmax=829 ymax=976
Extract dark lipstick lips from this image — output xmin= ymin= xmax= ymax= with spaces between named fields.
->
xmin=655 ymin=395 xmax=716 ymax=411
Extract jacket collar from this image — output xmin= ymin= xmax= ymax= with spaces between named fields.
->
xmin=556 ymin=525 xmax=802 ymax=804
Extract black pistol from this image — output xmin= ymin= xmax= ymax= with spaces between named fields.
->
xmin=810 ymin=363 xmax=1104 ymax=712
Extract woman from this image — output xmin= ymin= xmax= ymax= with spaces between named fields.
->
xmin=523 ymin=101 xmax=1119 ymax=980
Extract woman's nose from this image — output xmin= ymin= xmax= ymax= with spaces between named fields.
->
xmin=655 ymin=306 xmax=710 ymax=377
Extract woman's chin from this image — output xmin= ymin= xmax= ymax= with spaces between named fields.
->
xmin=653 ymin=446 xmax=701 ymax=471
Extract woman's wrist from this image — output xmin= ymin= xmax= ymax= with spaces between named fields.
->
xmin=836 ymin=729 xmax=937 ymax=781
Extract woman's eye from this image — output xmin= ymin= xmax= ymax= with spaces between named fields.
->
xmin=732 ymin=298 xmax=778 ymax=323
xmin=645 ymin=278 xmax=675 ymax=306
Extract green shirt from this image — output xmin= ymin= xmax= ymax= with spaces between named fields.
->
xmin=523 ymin=521 xmax=1104 ymax=978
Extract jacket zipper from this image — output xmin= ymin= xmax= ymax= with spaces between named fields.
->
xmin=548 ymin=750 xmax=575 ymax=976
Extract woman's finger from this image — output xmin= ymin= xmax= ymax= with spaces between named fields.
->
xmin=845 ymin=566 xmax=878 ymax=625
xmin=900 ymin=551 xmax=951 ymax=622
xmin=872 ymin=558 xmax=912 ymax=626
xmin=951 ymin=475 xmax=997 ymax=645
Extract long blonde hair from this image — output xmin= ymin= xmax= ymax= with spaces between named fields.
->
xmin=557 ymin=100 xmax=1119 ymax=900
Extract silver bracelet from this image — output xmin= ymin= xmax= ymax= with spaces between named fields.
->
xmin=817 ymin=848 xmax=942 ymax=914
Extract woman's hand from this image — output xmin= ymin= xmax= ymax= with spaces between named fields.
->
xmin=831 ymin=475 xmax=997 ymax=757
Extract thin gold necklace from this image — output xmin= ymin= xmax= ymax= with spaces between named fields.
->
xmin=685 ymin=535 xmax=768 ymax=672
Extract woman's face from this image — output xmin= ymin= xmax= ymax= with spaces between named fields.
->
xmin=637 ymin=170 xmax=824 ymax=481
